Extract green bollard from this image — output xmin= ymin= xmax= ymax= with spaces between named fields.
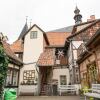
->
xmin=4 ymin=89 xmax=17 ymax=100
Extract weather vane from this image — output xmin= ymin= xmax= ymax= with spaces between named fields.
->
xmin=30 ymin=19 xmax=32 ymax=27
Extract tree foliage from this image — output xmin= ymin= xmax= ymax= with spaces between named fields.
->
xmin=0 ymin=44 xmax=9 ymax=99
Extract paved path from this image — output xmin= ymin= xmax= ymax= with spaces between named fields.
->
xmin=17 ymin=96 xmax=82 ymax=100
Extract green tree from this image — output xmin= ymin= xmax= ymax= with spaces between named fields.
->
xmin=0 ymin=44 xmax=9 ymax=100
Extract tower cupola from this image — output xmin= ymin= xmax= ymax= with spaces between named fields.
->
xmin=74 ymin=6 xmax=82 ymax=24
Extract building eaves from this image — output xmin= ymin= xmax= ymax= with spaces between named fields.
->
xmin=45 ymin=45 xmax=65 ymax=48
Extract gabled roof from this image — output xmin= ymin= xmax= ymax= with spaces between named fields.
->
xmin=68 ymin=19 xmax=100 ymax=39
xmin=1 ymin=41 xmax=23 ymax=65
xmin=18 ymin=22 xmax=28 ymax=40
xmin=18 ymin=24 xmax=49 ymax=45
xmin=47 ymin=26 xmax=73 ymax=33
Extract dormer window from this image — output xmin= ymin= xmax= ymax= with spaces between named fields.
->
xmin=30 ymin=31 xmax=37 ymax=39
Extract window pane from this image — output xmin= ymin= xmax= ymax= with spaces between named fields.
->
xmin=60 ymin=75 xmax=67 ymax=85
xmin=6 ymin=70 xmax=12 ymax=86
xmin=30 ymin=31 xmax=37 ymax=39
xmin=13 ymin=71 xmax=18 ymax=86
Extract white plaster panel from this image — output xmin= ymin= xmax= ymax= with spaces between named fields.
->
xmin=52 ymin=68 xmax=70 ymax=87
xmin=72 ymin=41 xmax=83 ymax=49
xmin=23 ymin=26 xmax=43 ymax=63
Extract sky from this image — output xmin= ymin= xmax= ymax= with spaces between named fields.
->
xmin=0 ymin=0 xmax=100 ymax=43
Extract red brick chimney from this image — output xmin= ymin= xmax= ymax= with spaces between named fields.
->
xmin=87 ymin=15 xmax=95 ymax=22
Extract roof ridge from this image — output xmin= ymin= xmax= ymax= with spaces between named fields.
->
xmin=47 ymin=25 xmax=73 ymax=33
xmin=68 ymin=19 xmax=100 ymax=39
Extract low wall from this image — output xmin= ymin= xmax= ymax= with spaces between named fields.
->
xmin=19 ymin=85 xmax=38 ymax=96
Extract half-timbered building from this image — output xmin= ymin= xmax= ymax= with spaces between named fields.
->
xmin=0 ymin=33 xmax=23 ymax=95
xmin=77 ymin=28 xmax=100 ymax=87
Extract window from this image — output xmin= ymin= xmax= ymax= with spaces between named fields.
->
xmin=6 ymin=69 xmax=19 ymax=86
xmin=6 ymin=70 xmax=12 ymax=86
xmin=30 ymin=31 xmax=37 ymax=39
xmin=18 ymin=54 xmax=23 ymax=59
xmin=23 ymin=70 xmax=35 ymax=81
xmin=76 ymin=74 xmax=79 ymax=83
xmin=75 ymin=68 xmax=79 ymax=73
xmin=13 ymin=71 xmax=18 ymax=86
xmin=87 ymin=62 xmax=97 ymax=84
xmin=60 ymin=75 xmax=67 ymax=85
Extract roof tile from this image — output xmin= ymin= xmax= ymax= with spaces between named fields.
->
xmin=2 ymin=41 xmax=22 ymax=64
xmin=46 ymin=32 xmax=71 ymax=46
xmin=37 ymin=48 xmax=55 ymax=66
xmin=10 ymin=40 xmax=23 ymax=53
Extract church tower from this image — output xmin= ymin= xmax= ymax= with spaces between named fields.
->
xmin=74 ymin=6 xmax=82 ymax=24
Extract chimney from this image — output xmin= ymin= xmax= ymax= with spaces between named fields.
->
xmin=90 ymin=15 xmax=95 ymax=20
xmin=87 ymin=15 xmax=95 ymax=22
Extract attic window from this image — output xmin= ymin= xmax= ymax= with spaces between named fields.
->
xmin=30 ymin=31 xmax=37 ymax=39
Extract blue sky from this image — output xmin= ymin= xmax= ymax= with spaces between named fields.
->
xmin=0 ymin=0 xmax=99 ymax=43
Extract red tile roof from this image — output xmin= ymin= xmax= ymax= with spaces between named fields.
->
xmin=37 ymin=48 xmax=55 ymax=66
xmin=2 ymin=41 xmax=22 ymax=65
xmin=10 ymin=40 xmax=23 ymax=53
xmin=46 ymin=32 xmax=71 ymax=46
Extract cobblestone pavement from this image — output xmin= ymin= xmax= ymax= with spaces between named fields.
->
xmin=17 ymin=96 xmax=82 ymax=100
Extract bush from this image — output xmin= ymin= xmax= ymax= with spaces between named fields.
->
xmin=0 ymin=44 xmax=9 ymax=99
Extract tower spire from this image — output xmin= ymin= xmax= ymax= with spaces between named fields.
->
xmin=74 ymin=6 xmax=82 ymax=24
xmin=18 ymin=17 xmax=28 ymax=40
xmin=26 ymin=16 xmax=28 ymax=24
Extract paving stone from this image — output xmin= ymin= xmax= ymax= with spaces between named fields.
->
xmin=17 ymin=96 xmax=81 ymax=100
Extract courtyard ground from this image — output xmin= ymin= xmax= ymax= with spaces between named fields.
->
xmin=17 ymin=96 xmax=84 ymax=100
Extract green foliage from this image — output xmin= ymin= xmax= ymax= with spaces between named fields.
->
xmin=0 ymin=45 xmax=9 ymax=99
